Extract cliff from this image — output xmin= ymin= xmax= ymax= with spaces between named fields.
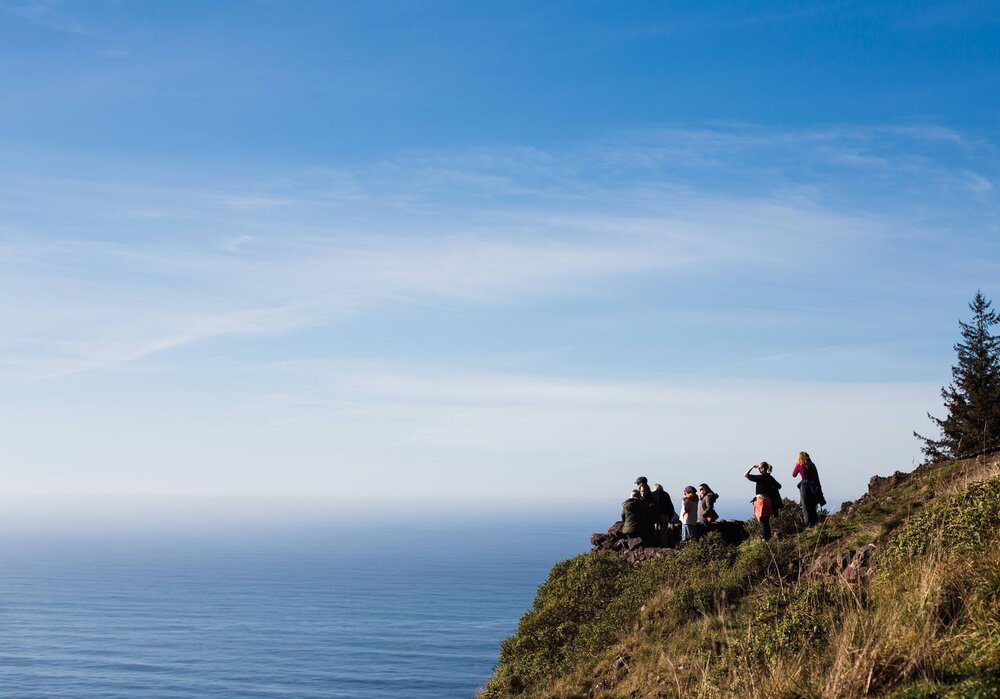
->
xmin=481 ymin=455 xmax=1000 ymax=699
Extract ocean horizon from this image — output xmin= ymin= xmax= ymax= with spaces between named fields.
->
xmin=0 ymin=509 xmax=612 ymax=698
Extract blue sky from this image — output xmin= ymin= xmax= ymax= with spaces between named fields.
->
xmin=1 ymin=1 xmax=998 ymax=514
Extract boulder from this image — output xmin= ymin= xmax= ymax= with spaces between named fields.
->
xmin=808 ymin=544 xmax=878 ymax=583
xmin=808 ymin=552 xmax=843 ymax=578
xmin=707 ymin=520 xmax=750 ymax=546
xmin=590 ymin=521 xmax=624 ymax=550
xmin=843 ymin=544 xmax=878 ymax=583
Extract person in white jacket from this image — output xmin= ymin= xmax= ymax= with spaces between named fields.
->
xmin=680 ymin=485 xmax=699 ymax=541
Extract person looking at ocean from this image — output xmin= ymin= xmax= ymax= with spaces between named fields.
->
xmin=744 ymin=462 xmax=782 ymax=541
xmin=792 ymin=451 xmax=826 ymax=527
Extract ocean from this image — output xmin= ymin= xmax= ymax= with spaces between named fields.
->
xmin=0 ymin=511 xmax=605 ymax=698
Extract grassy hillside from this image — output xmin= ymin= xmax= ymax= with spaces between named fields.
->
xmin=481 ymin=456 xmax=1000 ymax=699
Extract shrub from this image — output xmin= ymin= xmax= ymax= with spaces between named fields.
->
xmin=484 ymin=551 xmax=681 ymax=697
xmin=485 ymin=552 xmax=631 ymax=696
xmin=883 ymin=475 xmax=1000 ymax=561
xmin=745 ymin=581 xmax=845 ymax=660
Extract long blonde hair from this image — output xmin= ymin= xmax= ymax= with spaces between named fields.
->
xmin=796 ymin=451 xmax=817 ymax=479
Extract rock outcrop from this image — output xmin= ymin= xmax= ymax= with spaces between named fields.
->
xmin=807 ymin=543 xmax=878 ymax=583
xmin=590 ymin=519 xmax=749 ymax=565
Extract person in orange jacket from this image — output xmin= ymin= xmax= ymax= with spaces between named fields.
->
xmin=745 ymin=462 xmax=782 ymax=541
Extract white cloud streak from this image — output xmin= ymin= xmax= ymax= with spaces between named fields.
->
xmin=0 ymin=362 xmax=937 ymax=507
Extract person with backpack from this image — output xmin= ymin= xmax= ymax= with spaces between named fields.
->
xmin=697 ymin=483 xmax=719 ymax=534
xmin=792 ymin=451 xmax=826 ymax=527
xmin=744 ymin=462 xmax=782 ymax=541
xmin=680 ymin=486 xmax=699 ymax=541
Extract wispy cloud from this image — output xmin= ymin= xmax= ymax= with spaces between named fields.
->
xmin=0 ymin=123 xmax=995 ymax=382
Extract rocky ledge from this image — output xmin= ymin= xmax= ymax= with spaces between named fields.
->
xmin=590 ymin=520 xmax=750 ymax=565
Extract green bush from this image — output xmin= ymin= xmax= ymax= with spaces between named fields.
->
xmin=889 ymin=673 xmax=1000 ymax=699
xmin=484 ymin=552 xmax=630 ymax=696
xmin=483 ymin=550 xmax=681 ymax=697
xmin=883 ymin=476 xmax=1000 ymax=562
xmin=745 ymin=581 xmax=844 ymax=660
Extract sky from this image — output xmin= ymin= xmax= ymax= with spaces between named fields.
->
xmin=1 ymin=0 xmax=998 ymax=519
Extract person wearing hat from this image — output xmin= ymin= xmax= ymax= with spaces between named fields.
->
xmin=744 ymin=462 xmax=782 ymax=541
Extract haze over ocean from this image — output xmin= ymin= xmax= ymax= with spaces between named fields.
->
xmin=0 ymin=512 xmax=600 ymax=699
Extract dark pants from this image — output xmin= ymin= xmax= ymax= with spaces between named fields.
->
xmin=799 ymin=481 xmax=819 ymax=527
xmin=654 ymin=515 xmax=673 ymax=546
xmin=759 ymin=516 xmax=772 ymax=541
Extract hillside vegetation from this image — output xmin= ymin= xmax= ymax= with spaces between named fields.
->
xmin=482 ymin=456 xmax=1000 ymax=699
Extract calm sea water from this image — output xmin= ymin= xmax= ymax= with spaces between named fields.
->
xmin=0 ymin=513 xmax=603 ymax=698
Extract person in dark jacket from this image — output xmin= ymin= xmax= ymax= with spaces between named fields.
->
xmin=697 ymin=483 xmax=719 ymax=535
xmin=792 ymin=451 xmax=825 ymax=527
xmin=634 ymin=476 xmax=655 ymax=542
xmin=621 ymin=489 xmax=653 ymax=545
xmin=650 ymin=483 xmax=676 ymax=546
xmin=744 ymin=461 xmax=782 ymax=540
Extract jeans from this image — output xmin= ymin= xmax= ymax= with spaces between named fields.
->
xmin=681 ymin=523 xmax=694 ymax=541
xmin=799 ymin=481 xmax=819 ymax=527
xmin=759 ymin=516 xmax=772 ymax=541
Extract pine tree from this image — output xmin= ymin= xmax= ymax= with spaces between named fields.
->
xmin=916 ymin=291 xmax=1000 ymax=461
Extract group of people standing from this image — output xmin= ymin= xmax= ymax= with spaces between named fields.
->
xmin=620 ymin=451 xmax=826 ymax=546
